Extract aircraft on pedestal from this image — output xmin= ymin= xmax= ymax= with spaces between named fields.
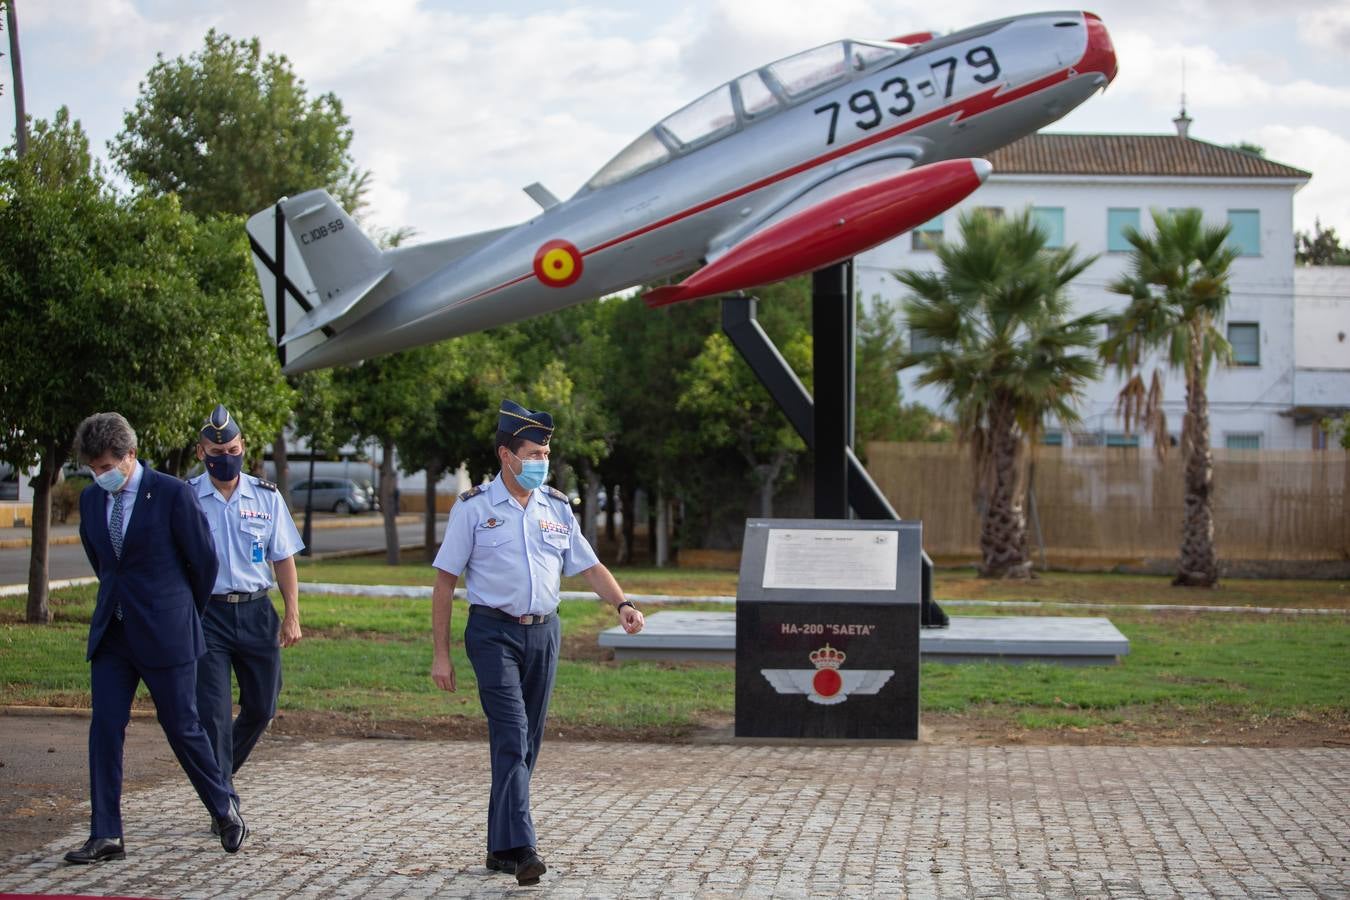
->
xmin=247 ymin=11 xmax=1117 ymax=374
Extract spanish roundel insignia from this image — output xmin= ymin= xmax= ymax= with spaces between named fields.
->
xmin=760 ymin=644 xmax=893 ymax=706
xmin=533 ymin=239 xmax=583 ymax=288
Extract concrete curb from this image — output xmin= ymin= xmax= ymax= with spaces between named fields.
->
xmin=1 ymin=704 xmax=156 ymax=719
xmin=0 ymin=514 xmax=427 ymax=549
xmin=0 ymin=535 xmax=81 ymax=549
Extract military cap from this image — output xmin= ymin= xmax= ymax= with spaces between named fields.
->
xmin=200 ymin=403 xmax=241 ymax=444
xmin=498 ymin=399 xmax=553 ymax=446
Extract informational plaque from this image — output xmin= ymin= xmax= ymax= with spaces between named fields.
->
xmin=736 ymin=518 xmax=923 ymax=740
xmin=762 ymin=528 xmax=898 ymax=591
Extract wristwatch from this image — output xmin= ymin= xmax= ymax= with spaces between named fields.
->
xmin=617 ymin=600 xmax=637 ymax=613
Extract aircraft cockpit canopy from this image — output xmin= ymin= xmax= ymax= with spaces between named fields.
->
xmin=582 ymin=39 xmax=909 ymax=191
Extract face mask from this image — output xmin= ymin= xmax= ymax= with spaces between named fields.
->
xmin=95 ymin=460 xmax=129 ymax=493
xmin=204 ymin=452 xmax=244 ymax=482
xmin=510 ymin=452 xmax=549 ymax=491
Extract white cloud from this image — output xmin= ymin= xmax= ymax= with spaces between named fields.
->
xmin=1105 ymin=31 xmax=1350 ymax=112
xmin=1296 ymin=7 xmax=1350 ymax=53
xmin=1258 ymin=125 xmax=1350 ymax=235
xmin=3 ymin=0 xmax=1347 ymax=241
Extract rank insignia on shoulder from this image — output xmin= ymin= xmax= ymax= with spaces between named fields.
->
xmin=459 ymin=484 xmax=487 ymax=502
xmin=545 ymin=486 xmax=569 ymax=502
xmin=255 ymin=479 xmax=278 ymax=492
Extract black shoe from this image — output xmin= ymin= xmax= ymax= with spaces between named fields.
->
xmin=64 ymin=837 xmax=125 ymax=864
xmin=216 ymin=798 xmax=247 ymax=853
xmin=515 ymin=849 xmax=547 ymax=886
xmin=486 ymin=851 xmax=518 ymax=874
xmin=211 ymin=795 xmax=239 ymax=835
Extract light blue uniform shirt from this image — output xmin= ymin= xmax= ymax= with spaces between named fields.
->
xmin=433 ymin=473 xmax=599 ymax=617
xmin=190 ymin=472 xmax=304 ymax=594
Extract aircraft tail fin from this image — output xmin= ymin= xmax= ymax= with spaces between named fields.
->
xmin=245 ymin=190 xmax=391 ymax=370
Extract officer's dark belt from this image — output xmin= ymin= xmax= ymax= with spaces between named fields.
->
xmin=470 ymin=605 xmax=552 ymax=626
xmin=210 ymin=588 xmax=270 ymax=604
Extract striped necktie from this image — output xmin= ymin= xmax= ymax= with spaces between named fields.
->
xmin=109 ymin=490 xmax=125 ymax=558
xmin=110 ymin=490 xmax=125 ymax=621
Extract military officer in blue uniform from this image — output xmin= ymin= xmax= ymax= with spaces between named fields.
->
xmin=431 ymin=400 xmax=644 ymax=887
xmin=189 ymin=404 xmax=304 ymax=819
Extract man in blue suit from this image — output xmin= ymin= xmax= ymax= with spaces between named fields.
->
xmin=64 ymin=412 xmax=246 ymax=864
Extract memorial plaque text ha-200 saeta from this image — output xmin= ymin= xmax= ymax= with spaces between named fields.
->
xmin=735 ymin=519 xmax=922 ymax=740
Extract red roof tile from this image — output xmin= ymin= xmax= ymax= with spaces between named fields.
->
xmin=986 ymin=133 xmax=1311 ymax=179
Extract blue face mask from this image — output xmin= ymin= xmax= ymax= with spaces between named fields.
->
xmin=510 ymin=452 xmax=549 ymax=491
xmin=95 ymin=460 xmax=129 ymax=493
xmin=204 ymin=452 xmax=244 ymax=483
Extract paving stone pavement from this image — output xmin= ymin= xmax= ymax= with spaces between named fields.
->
xmin=1 ymin=740 xmax=1346 ymax=898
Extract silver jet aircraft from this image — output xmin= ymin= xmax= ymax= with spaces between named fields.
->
xmin=247 ymin=11 xmax=1117 ymax=374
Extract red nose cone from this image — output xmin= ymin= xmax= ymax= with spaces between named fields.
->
xmin=1080 ymin=12 xmax=1118 ymax=83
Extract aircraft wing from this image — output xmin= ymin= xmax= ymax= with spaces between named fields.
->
xmin=643 ymin=157 xmax=991 ymax=308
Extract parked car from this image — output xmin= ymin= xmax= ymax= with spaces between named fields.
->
xmin=289 ymin=477 xmax=376 ymax=514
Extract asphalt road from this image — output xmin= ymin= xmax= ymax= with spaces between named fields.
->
xmin=0 ymin=517 xmax=440 ymax=587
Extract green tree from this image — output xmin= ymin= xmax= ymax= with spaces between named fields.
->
xmin=1322 ymin=414 xmax=1350 ymax=449
xmin=1101 ymin=207 xmax=1239 ymax=587
xmin=677 ymin=328 xmax=810 ymax=519
xmin=899 ymin=209 xmax=1102 ymax=579
xmin=602 ymin=293 xmax=721 ymax=563
xmin=332 ymin=345 xmax=458 ymax=565
xmin=0 ymin=109 xmax=255 ymax=621
xmin=288 ymin=367 xmax=341 ymax=552
xmin=855 ymin=296 xmax=951 ymax=455
xmin=495 ymin=302 xmax=618 ymax=546
xmin=1295 ymin=219 xmax=1350 ymax=266
xmin=111 ymin=29 xmax=366 ymax=218
xmin=112 ymin=28 xmax=371 ymax=493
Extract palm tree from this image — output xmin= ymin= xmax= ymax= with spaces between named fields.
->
xmin=899 ymin=209 xmax=1102 ymax=578
xmin=1101 ymin=208 xmax=1238 ymax=587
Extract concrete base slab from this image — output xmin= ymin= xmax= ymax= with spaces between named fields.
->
xmin=600 ymin=611 xmax=1129 ymax=665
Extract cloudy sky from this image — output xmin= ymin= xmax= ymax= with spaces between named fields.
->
xmin=4 ymin=0 xmax=1348 ymax=243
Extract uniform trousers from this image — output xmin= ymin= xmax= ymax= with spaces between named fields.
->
xmin=196 ymin=595 xmax=282 ymax=803
xmin=89 ymin=619 xmax=232 ymax=838
xmin=464 ymin=609 xmax=560 ymax=853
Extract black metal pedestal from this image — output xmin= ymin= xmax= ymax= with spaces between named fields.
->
xmin=721 ymin=261 xmax=948 ymax=627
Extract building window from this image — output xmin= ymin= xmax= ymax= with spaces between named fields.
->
xmin=1030 ymin=207 xmax=1065 ymax=248
xmin=1105 ymin=432 xmax=1140 ymax=448
xmin=1042 ymin=431 xmax=1064 ymax=446
xmin=1225 ymin=433 xmax=1261 ymax=450
xmin=911 ymin=215 xmax=943 ymax=251
xmin=909 ymin=328 xmax=941 ymax=354
xmin=1227 ymin=322 xmax=1259 ymax=366
xmin=1107 ymin=208 xmax=1139 ymax=252
xmin=1227 ymin=209 xmax=1260 ymax=256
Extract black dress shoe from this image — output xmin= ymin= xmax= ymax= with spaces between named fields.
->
xmin=216 ymin=798 xmax=247 ymax=853
xmin=64 ymin=837 xmax=125 ymax=864
xmin=515 ymin=849 xmax=547 ymax=886
xmin=485 ymin=851 xmax=518 ymax=874
xmin=211 ymin=796 xmax=239 ymax=835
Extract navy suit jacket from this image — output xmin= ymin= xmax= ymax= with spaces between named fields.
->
xmin=79 ymin=462 xmax=219 ymax=668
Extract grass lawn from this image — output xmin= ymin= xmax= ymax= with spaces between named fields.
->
xmin=2 ymin=565 xmax=1346 ymax=743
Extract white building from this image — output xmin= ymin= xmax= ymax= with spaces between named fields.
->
xmin=1290 ymin=266 xmax=1350 ymax=448
xmin=855 ymin=126 xmax=1342 ymax=450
